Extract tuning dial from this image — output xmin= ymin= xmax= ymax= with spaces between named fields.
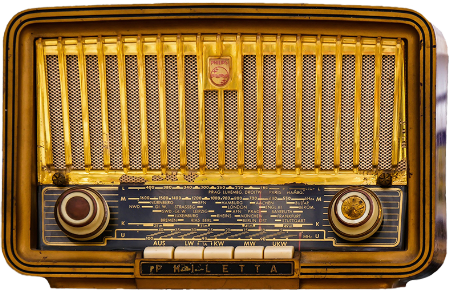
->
xmin=328 ymin=187 xmax=383 ymax=241
xmin=54 ymin=187 xmax=110 ymax=241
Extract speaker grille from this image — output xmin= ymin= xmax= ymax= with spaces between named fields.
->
xmin=39 ymin=34 xmax=405 ymax=182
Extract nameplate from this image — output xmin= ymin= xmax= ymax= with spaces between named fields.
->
xmin=140 ymin=262 xmax=294 ymax=276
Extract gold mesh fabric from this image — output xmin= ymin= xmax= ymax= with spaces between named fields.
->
xmin=301 ymin=55 xmax=316 ymax=170
xmin=340 ymin=55 xmax=356 ymax=170
xmin=119 ymin=175 xmax=146 ymax=184
xmin=185 ymin=55 xmax=200 ymax=170
xmin=360 ymin=55 xmax=375 ymax=170
xmin=205 ymin=91 xmax=218 ymax=170
xmin=282 ymin=55 xmax=296 ymax=170
xmin=263 ymin=55 xmax=277 ymax=170
xmin=145 ymin=55 xmax=161 ymax=170
xmin=243 ymin=55 xmax=257 ymax=170
xmin=397 ymin=159 xmax=407 ymax=171
xmin=165 ymin=55 xmax=180 ymax=170
xmin=379 ymin=55 xmax=396 ymax=170
xmin=66 ymin=55 xmax=85 ymax=170
xmin=321 ymin=55 xmax=336 ymax=170
xmin=46 ymin=55 xmax=66 ymax=170
xmin=86 ymin=55 xmax=104 ymax=170
xmin=125 ymin=55 xmax=142 ymax=170
xmin=224 ymin=91 xmax=238 ymax=170
xmin=105 ymin=55 xmax=123 ymax=170
xmin=184 ymin=172 xmax=199 ymax=182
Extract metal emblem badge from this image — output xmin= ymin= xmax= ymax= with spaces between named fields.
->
xmin=208 ymin=57 xmax=231 ymax=87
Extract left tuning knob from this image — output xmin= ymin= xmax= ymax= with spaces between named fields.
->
xmin=54 ymin=187 xmax=110 ymax=241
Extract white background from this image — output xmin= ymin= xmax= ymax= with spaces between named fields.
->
xmin=0 ymin=0 xmax=447 ymax=289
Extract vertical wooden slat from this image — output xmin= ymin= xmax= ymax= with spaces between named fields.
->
xmin=372 ymin=37 xmax=382 ymax=168
xmin=37 ymin=56 xmax=47 ymax=181
xmin=333 ymin=36 xmax=343 ymax=173
xmin=218 ymin=89 xmax=225 ymax=174
xmin=314 ymin=36 xmax=322 ymax=173
xmin=177 ymin=34 xmax=186 ymax=173
xmin=237 ymin=34 xmax=244 ymax=175
xmin=256 ymin=34 xmax=264 ymax=174
xmin=400 ymin=51 xmax=407 ymax=165
xmin=217 ymin=34 xmax=225 ymax=175
xmin=37 ymin=41 xmax=47 ymax=171
xmin=275 ymin=34 xmax=283 ymax=174
xmin=97 ymin=37 xmax=110 ymax=172
xmin=137 ymin=35 xmax=149 ymax=173
xmin=157 ymin=34 xmax=168 ymax=174
xmin=391 ymin=38 xmax=402 ymax=168
xmin=37 ymin=38 xmax=53 ymax=168
xmin=197 ymin=34 xmax=206 ymax=174
xmin=78 ymin=37 xmax=92 ymax=172
xmin=117 ymin=36 xmax=130 ymax=172
xmin=295 ymin=35 xmax=303 ymax=174
xmin=353 ymin=36 xmax=362 ymax=172
xmin=57 ymin=37 xmax=72 ymax=169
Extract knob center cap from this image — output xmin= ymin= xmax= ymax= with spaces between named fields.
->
xmin=341 ymin=195 xmax=366 ymax=220
xmin=65 ymin=196 xmax=91 ymax=221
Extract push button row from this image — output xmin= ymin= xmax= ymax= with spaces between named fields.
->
xmin=143 ymin=246 xmax=294 ymax=260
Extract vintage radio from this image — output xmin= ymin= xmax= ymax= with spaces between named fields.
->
xmin=1 ymin=3 xmax=447 ymax=289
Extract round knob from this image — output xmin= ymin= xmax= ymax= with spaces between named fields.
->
xmin=328 ymin=187 xmax=383 ymax=241
xmin=54 ymin=187 xmax=110 ymax=241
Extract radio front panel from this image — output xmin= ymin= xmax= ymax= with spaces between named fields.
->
xmin=39 ymin=185 xmax=406 ymax=251
xmin=2 ymin=4 xmax=446 ymax=289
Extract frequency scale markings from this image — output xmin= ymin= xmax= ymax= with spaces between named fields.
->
xmin=39 ymin=185 xmax=406 ymax=251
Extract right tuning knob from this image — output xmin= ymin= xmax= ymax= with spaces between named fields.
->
xmin=328 ymin=187 xmax=383 ymax=242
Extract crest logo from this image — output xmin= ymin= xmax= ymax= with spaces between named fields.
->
xmin=209 ymin=57 xmax=231 ymax=87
